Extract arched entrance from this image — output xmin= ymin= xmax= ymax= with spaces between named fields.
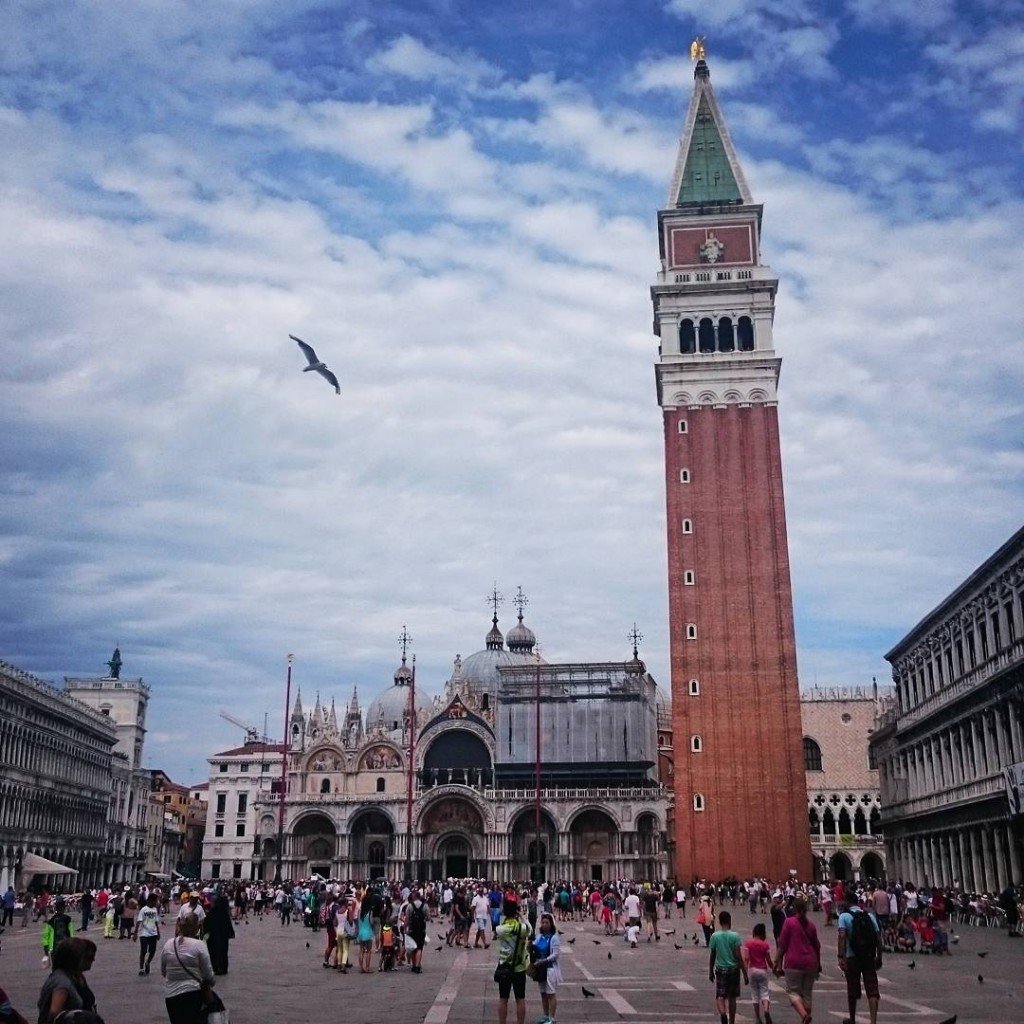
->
xmin=349 ymin=809 xmax=395 ymax=879
xmin=569 ymin=808 xmax=618 ymax=883
xmin=420 ymin=796 xmax=486 ymax=879
xmin=509 ymin=808 xmax=558 ymax=881
xmin=860 ymin=851 xmax=885 ymax=883
xmin=292 ymin=813 xmax=337 ymax=877
xmin=829 ymin=850 xmax=853 ymax=882
xmin=421 ymin=730 xmax=493 ymax=788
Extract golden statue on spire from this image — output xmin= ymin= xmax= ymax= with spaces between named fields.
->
xmin=690 ymin=36 xmax=707 ymax=61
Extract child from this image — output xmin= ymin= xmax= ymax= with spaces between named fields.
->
xmin=601 ymin=894 xmax=615 ymax=935
xmin=741 ymin=922 xmax=775 ymax=1024
xmin=916 ymin=916 xmax=934 ymax=953
xmin=379 ymin=923 xmax=396 ymax=971
xmin=625 ymin=921 xmax=641 ymax=948
xmin=897 ymin=917 xmax=916 ymax=953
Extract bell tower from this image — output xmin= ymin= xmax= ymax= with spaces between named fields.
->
xmin=652 ymin=53 xmax=812 ymax=880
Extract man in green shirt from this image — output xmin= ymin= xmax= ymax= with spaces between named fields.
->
xmin=708 ymin=911 xmax=748 ymax=1024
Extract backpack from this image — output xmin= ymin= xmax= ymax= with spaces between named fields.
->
xmin=849 ymin=911 xmax=878 ymax=963
xmin=51 ymin=914 xmax=71 ymax=943
xmin=409 ymin=902 xmax=426 ymax=932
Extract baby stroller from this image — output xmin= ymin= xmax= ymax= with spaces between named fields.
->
xmin=379 ymin=924 xmax=397 ymax=971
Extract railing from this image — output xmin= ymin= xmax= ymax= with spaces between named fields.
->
xmin=263 ymin=783 xmax=665 ymax=807
xmin=0 ymin=659 xmax=118 ymax=730
xmin=898 ymin=638 xmax=1024 ymax=731
xmin=884 ymin=772 xmax=1004 ymax=817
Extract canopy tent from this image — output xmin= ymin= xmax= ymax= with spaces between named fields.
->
xmin=145 ymin=872 xmax=171 ymax=880
xmin=21 ymin=852 xmax=78 ymax=876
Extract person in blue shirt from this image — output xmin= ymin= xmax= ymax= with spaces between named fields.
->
xmin=837 ymin=897 xmax=882 ymax=1024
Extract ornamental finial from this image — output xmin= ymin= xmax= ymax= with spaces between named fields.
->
xmin=690 ymin=36 xmax=707 ymax=62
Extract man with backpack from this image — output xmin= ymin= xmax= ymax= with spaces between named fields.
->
xmin=405 ymin=888 xmax=428 ymax=973
xmin=40 ymin=897 xmax=75 ymax=961
xmin=837 ymin=894 xmax=881 ymax=1024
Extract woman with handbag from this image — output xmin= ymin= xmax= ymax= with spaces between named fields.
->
xmin=529 ymin=913 xmax=562 ymax=1024
xmin=160 ymin=914 xmax=215 ymax=1024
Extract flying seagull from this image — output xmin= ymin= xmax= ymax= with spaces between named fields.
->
xmin=291 ymin=334 xmax=340 ymax=394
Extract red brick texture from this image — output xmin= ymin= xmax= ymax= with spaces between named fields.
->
xmin=664 ymin=404 xmax=812 ymax=881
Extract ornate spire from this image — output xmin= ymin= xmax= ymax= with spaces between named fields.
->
xmin=627 ymin=622 xmax=645 ymax=673
xmin=348 ymin=684 xmax=359 ymax=711
xmin=485 ymin=584 xmax=505 ymax=651
xmin=328 ymin=697 xmax=338 ymax=733
xmin=507 ymin=585 xmax=537 ymax=654
xmin=395 ymin=625 xmax=414 ymax=684
xmin=291 ymin=687 xmax=304 ymax=720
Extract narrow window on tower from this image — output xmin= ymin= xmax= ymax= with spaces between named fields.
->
xmin=738 ymin=316 xmax=755 ymax=351
xmin=690 ymin=735 xmax=702 ymax=753
xmin=684 ymin=570 xmax=695 ymax=585
xmin=685 ymin=623 xmax=697 ymax=640
xmin=698 ymin=317 xmax=715 ymax=353
xmin=682 ymin=518 xmax=693 ymax=534
xmin=679 ymin=469 xmax=691 ymax=484
xmin=718 ymin=316 xmax=735 ymax=352
xmin=688 ymin=679 xmax=700 ymax=696
xmin=693 ymin=793 xmax=705 ymax=812
xmin=678 ymin=419 xmax=688 ymax=434
xmin=680 ymin=319 xmax=696 ymax=354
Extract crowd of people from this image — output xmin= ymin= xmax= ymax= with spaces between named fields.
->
xmin=3 ymin=873 xmax=1020 ymax=1024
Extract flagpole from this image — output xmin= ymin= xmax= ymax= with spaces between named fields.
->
xmin=274 ymin=653 xmax=293 ymax=883
xmin=406 ymin=654 xmax=416 ymax=882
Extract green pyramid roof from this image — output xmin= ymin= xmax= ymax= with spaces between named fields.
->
xmin=675 ymin=95 xmax=742 ymax=205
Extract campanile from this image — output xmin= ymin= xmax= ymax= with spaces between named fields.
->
xmin=652 ymin=55 xmax=812 ymax=880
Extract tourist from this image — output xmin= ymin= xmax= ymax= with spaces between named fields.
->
xmin=708 ymin=910 xmax=747 ymax=1024
xmin=161 ymin=914 xmax=214 ymax=1024
xmin=134 ymin=893 xmax=162 ymax=975
xmin=405 ymin=888 xmax=428 ymax=974
xmin=999 ymin=883 xmax=1020 ymax=937
xmin=37 ymin=941 xmax=85 ymax=1023
xmin=623 ymin=887 xmax=641 ymax=934
xmin=321 ymin=892 xmax=338 ymax=968
xmin=675 ymin=881 xmax=688 ymax=918
xmin=472 ymin=886 xmax=492 ymax=949
xmin=837 ymin=894 xmax=882 ymax=1024
xmin=530 ymin=912 xmax=562 ymax=1024
xmin=742 ymin=921 xmax=775 ymax=1024
xmin=357 ymin=896 xmax=375 ymax=973
xmin=176 ymin=892 xmax=206 ymax=933
xmin=774 ymin=896 xmax=820 ymax=1024
xmin=65 ymin=937 xmax=100 ymax=1019
xmin=1 ymin=886 xmax=16 ymax=928
xmin=41 ymin=897 xmax=75 ymax=962
xmin=643 ymin=886 xmax=661 ymax=942
xmin=696 ymin=895 xmax=714 ymax=946
xmin=494 ymin=896 xmax=531 ymax=1024
xmin=337 ymin=896 xmax=357 ymax=972
xmin=205 ymin=894 xmax=235 ymax=975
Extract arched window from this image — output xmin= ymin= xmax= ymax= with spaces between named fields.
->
xmin=869 ymin=807 xmax=880 ymax=833
xmin=688 ymin=679 xmax=700 ymax=696
xmin=685 ymin=623 xmax=697 ymax=640
xmin=718 ymin=316 xmax=735 ymax=352
xmin=690 ymin=735 xmax=702 ymax=752
xmin=822 ymin=807 xmax=836 ymax=835
xmin=854 ymin=808 xmax=867 ymax=835
xmin=738 ymin=316 xmax=754 ymax=351
xmin=376 ymin=777 xmax=385 ymax=793
xmin=803 ymin=737 xmax=823 ymax=772
xmin=680 ymin=319 xmax=696 ymax=354
xmin=320 ymin=778 xmax=330 ymax=794
xmin=693 ymin=793 xmax=705 ymax=811
xmin=808 ymin=808 xmax=819 ymax=835
xmin=698 ymin=317 xmax=715 ymax=353
xmin=838 ymin=807 xmax=852 ymax=835
xmin=682 ymin=518 xmax=693 ymax=534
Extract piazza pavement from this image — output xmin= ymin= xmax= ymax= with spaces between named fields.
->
xmin=1 ymin=905 xmax=1018 ymax=1024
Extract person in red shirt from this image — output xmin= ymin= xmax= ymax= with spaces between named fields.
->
xmin=742 ymin=922 xmax=776 ymax=1024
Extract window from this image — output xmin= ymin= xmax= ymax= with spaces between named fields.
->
xmin=680 ymin=319 xmax=696 ymax=354
xmin=237 ymin=793 xmax=247 ymax=815
xmin=803 ymin=737 xmax=823 ymax=772
xmin=214 ymin=823 xmax=224 ymax=837
xmin=688 ymin=679 xmax=700 ymax=696
xmin=211 ymin=863 xmax=221 ymax=879
xmin=679 ymin=469 xmax=690 ymax=484
xmin=682 ymin=518 xmax=693 ymax=534
xmin=215 ymin=793 xmax=226 ymax=814
xmin=236 ymin=822 xmax=246 ymax=837
xmin=867 ymin=745 xmax=877 ymax=770
xmin=738 ymin=316 xmax=754 ymax=351
xmin=240 ymin=762 xmax=249 ymax=773
xmin=163 ymin=795 xmax=171 ymax=803
xmin=684 ymin=570 xmax=695 ymax=585
xmin=218 ymin=764 xmax=227 ymax=773
xmin=376 ymin=777 xmax=386 ymax=793
xmin=678 ymin=418 xmax=688 ymax=434
xmin=320 ymin=778 xmax=330 ymax=794
xmin=693 ymin=793 xmax=705 ymax=811
xmin=100 ymin=707 xmax=110 ymax=716
xmin=232 ymin=863 xmax=243 ymax=879
xmin=717 ymin=316 xmax=735 ymax=352
xmin=690 ymin=735 xmax=702 ymax=753
xmin=685 ymin=623 xmax=697 ymax=640
xmin=698 ymin=317 xmax=715 ymax=353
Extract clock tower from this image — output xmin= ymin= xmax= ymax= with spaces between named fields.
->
xmin=652 ymin=56 xmax=812 ymax=880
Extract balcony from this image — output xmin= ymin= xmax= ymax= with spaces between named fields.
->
xmin=884 ymin=771 xmax=1004 ymax=818
xmin=899 ymin=638 xmax=1024 ymax=732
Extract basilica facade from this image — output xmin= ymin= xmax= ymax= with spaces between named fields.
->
xmin=240 ymin=607 xmax=670 ymax=884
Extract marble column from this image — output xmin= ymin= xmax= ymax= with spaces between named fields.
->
xmin=993 ymin=827 xmax=1008 ymax=891
xmin=970 ymin=717 xmax=983 ymax=778
xmin=1007 ymin=823 xmax=1022 ymax=885
xmin=970 ymin=829 xmax=984 ymax=891
xmin=982 ymin=827 xmax=997 ymax=892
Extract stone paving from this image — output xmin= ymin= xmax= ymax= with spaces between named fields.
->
xmin=1 ymin=906 xmax=1020 ymax=1024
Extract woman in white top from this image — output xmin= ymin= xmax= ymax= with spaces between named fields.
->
xmin=161 ymin=914 xmax=214 ymax=1024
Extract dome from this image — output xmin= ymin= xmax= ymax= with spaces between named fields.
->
xmin=366 ymin=663 xmax=429 ymax=731
xmin=505 ymin=614 xmax=536 ymax=653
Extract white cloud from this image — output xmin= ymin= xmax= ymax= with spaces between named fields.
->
xmin=367 ymin=34 xmax=503 ymax=92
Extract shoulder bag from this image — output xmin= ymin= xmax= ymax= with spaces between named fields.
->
xmin=173 ymin=938 xmax=229 ymax=1024
xmin=494 ymin=921 xmax=524 ymax=985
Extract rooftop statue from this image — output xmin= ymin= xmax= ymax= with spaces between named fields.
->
xmin=106 ymin=646 xmax=122 ymax=679
xmin=690 ymin=36 xmax=707 ymax=61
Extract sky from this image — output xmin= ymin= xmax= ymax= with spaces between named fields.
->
xmin=2 ymin=0 xmax=1022 ymax=784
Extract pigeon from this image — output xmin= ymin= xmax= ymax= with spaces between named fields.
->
xmin=664 ymin=929 xmax=676 ymax=935
xmin=693 ymin=938 xmax=699 ymax=946
xmin=437 ymin=935 xmax=447 ymax=943
xmin=291 ymin=335 xmax=341 ymax=394
xmin=592 ymin=939 xmax=601 ymax=945
xmin=305 ymin=941 xmax=310 ymax=949
xmin=977 ymin=975 xmax=983 ymax=984
xmin=977 ymin=951 xmax=989 ymax=958
xmin=951 ymin=936 xmax=959 ymax=945
xmin=937 ymin=1016 xmax=957 ymax=1024
xmin=582 ymin=987 xmax=596 ymax=999
xmin=567 ymin=937 xmax=576 ymax=945
xmin=675 ymin=943 xmax=684 ymax=950
xmin=435 ymin=946 xmax=443 ymax=953
xmin=907 ymin=961 xmax=915 ymax=969
xmin=607 ymin=951 xmax=612 ymax=960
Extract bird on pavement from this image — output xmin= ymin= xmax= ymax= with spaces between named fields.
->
xmin=305 ymin=941 xmax=310 ymax=949
xmin=907 ymin=960 xmax=915 ymax=969
xmin=664 ymin=929 xmax=676 ymax=935
xmin=607 ymin=951 xmax=612 ymax=960
xmin=582 ymin=987 xmax=596 ymax=999
xmin=977 ymin=975 xmax=984 ymax=983
xmin=567 ymin=937 xmax=576 ymax=945
xmin=675 ymin=943 xmax=684 ymax=950
xmin=591 ymin=939 xmax=601 ymax=945
xmin=291 ymin=334 xmax=340 ymax=394
xmin=977 ymin=951 xmax=989 ymax=958
xmin=937 ymin=1016 xmax=957 ymax=1024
